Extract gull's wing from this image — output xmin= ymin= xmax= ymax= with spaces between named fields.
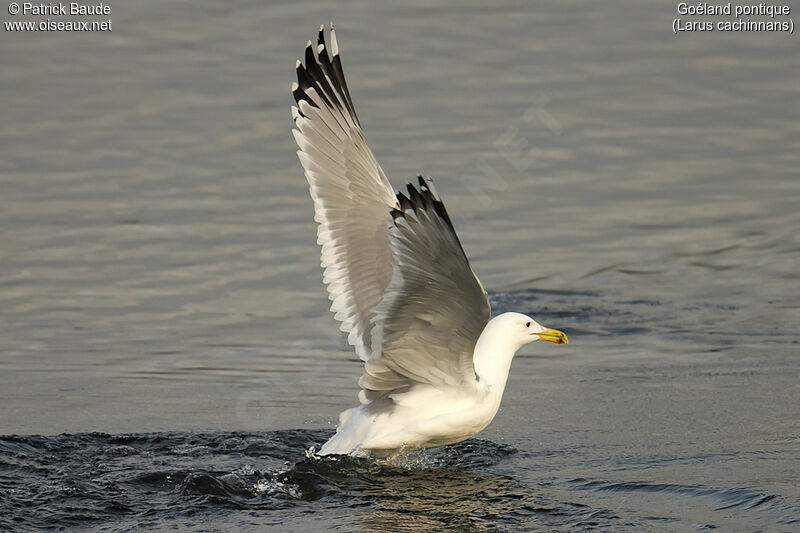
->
xmin=292 ymin=25 xmax=397 ymax=361
xmin=291 ymin=26 xmax=491 ymax=405
xmin=362 ymin=177 xmax=491 ymax=403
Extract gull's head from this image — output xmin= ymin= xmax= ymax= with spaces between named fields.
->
xmin=487 ymin=312 xmax=568 ymax=351
xmin=474 ymin=312 xmax=569 ymax=385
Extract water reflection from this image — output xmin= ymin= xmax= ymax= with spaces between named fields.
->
xmin=360 ymin=468 xmax=528 ymax=532
xmin=278 ymin=440 xmax=602 ymax=531
xmin=285 ymin=454 xmax=550 ymax=531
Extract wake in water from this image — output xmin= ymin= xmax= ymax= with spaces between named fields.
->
xmin=1 ymin=430 xmax=797 ymax=532
xmin=0 ymin=430 xmax=548 ymax=532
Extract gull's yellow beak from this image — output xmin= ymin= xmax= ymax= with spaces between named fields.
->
xmin=534 ymin=327 xmax=569 ymax=344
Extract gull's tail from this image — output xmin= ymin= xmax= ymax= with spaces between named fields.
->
xmin=318 ymin=406 xmax=367 ymax=456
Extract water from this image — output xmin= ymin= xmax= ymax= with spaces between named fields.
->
xmin=1 ymin=0 xmax=798 ymax=531
xmin=3 ymin=430 xmax=798 ymax=532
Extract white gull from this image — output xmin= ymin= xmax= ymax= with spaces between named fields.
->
xmin=290 ymin=25 xmax=568 ymax=457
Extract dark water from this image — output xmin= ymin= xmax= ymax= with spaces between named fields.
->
xmin=2 ymin=289 xmax=799 ymax=532
xmin=1 ymin=0 xmax=799 ymax=531
xmin=2 ymin=429 xmax=798 ymax=532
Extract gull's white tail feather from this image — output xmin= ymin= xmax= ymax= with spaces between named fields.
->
xmin=318 ymin=406 xmax=369 ymax=456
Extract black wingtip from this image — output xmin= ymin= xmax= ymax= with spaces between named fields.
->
xmin=303 ymin=41 xmax=315 ymax=68
xmin=396 ymin=190 xmax=413 ymax=212
xmin=406 ymin=181 xmax=424 ymax=207
xmin=292 ymin=24 xmax=360 ymax=126
xmin=391 ymin=176 xmax=458 ymax=237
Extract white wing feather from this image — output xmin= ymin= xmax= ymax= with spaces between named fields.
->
xmin=292 ymin=25 xmax=397 ymax=362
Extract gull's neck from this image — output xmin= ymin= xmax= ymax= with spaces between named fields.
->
xmin=472 ymin=324 xmax=518 ymax=402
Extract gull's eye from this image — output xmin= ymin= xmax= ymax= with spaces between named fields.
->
xmin=525 ymin=321 xmax=531 ymax=328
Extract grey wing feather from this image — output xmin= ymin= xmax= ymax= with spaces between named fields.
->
xmin=363 ymin=177 xmax=491 ymax=401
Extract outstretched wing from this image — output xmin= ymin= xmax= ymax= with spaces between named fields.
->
xmin=361 ymin=177 xmax=491 ymax=403
xmin=291 ymin=26 xmax=491 ymax=406
xmin=292 ymin=25 xmax=397 ymax=361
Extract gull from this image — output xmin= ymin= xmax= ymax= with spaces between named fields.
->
xmin=290 ymin=25 xmax=568 ymax=457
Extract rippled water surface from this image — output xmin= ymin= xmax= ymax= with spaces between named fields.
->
xmin=1 ymin=0 xmax=798 ymax=531
xmin=3 ymin=429 xmax=799 ymax=532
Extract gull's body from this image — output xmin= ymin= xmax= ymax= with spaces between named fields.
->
xmin=291 ymin=25 xmax=567 ymax=457
xmin=319 ymin=314 xmax=546 ymax=456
